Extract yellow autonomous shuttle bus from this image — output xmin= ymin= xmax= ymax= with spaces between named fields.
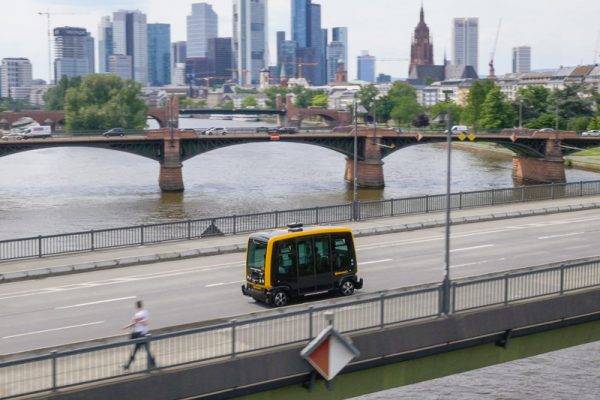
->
xmin=241 ymin=224 xmax=363 ymax=307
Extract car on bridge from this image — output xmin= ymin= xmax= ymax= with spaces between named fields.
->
xmin=204 ymin=127 xmax=228 ymax=135
xmin=102 ymin=128 xmax=125 ymax=137
xmin=242 ymin=224 xmax=364 ymax=307
xmin=582 ymin=130 xmax=600 ymax=137
xmin=277 ymin=127 xmax=299 ymax=134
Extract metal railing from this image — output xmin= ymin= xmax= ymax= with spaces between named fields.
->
xmin=2 ymin=180 xmax=600 ymax=262
xmin=1 ymin=257 xmax=599 ymax=399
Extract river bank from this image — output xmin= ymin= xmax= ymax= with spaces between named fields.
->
xmin=449 ymin=142 xmax=600 ymax=172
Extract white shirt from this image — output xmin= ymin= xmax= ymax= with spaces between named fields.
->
xmin=133 ymin=309 xmax=149 ymax=335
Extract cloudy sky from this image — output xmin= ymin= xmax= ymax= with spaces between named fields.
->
xmin=1 ymin=0 xmax=599 ymax=82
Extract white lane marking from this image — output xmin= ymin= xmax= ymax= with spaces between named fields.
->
xmin=450 ymin=244 xmax=494 ymax=253
xmin=538 ymin=232 xmax=585 ymax=240
xmin=361 ymin=259 xmax=393 ymax=265
xmin=451 ymin=258 xmax=506 ymax=269
xmin=0 ymin=261 xmax=244 ymax=301
xmin=2 ymin=321 xmax=105 ymax=339
xmin=55 ymin=296 xmax=136 ymax=310
xmin=206 ymin=280 xmax=244 ymax=288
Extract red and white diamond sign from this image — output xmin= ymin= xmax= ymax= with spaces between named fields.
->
xmin=300 ymin=326 xmax=360 ymax=381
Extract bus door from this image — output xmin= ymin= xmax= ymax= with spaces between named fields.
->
xmin=313 ymin=236 xmax=333 ymax=291
xmin=272 ymin=240 xmax=298 ymax=293
xmin=296 ymin=238 xmax=316 ymax=294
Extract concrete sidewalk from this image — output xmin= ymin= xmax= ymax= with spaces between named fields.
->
xmin=2 ymin=195 xmax=600 ymax=282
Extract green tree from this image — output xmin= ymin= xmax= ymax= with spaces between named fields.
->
xmin=310 ymin=93 xmax=329 ymax=107
xmin=463 ymin=79 xmax=497 ymax=127
xmin=588 ymin=115 xmax=600 ymax=130
xmin=386 ymin=82 xmax=422 ymax=126
xmin=373 ymin=95 xmax=395 ymax=123
xmin=551 ymin=84 xmax=594 ymax=121
xmin=64 ymin=74 xmax=147 ymax=132
xmin=567 ymin=116 xmax=592 ymax=132
xmin=525 ymin=112 xmax=559 ymax=130
xmin=220 ymin=100 xmax=234 ymax=110
xmin=44 ymin=76 xmax=82 ymax=110
xmin=241 ymin=96 xmax=258 ymax=108
xmin=263 ymin=86 xmax=289 ymax=108
xmin=428 ymin=102 xmax=465 ymax=126
xmin=514 ymin=86 xmax=551 ymax=123
xmin=478 ymin=87 xmax=515 ymax=130
xmin=356 ymin=85 xmax=379 ymax=113
xmin=179 ymin=97 xmax=207 ymax=108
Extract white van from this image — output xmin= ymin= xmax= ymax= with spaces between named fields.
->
xmin=23 ymin=126 xmax=52 ymax=139
xmin=447 ymin=125 xmax=469 ymax=135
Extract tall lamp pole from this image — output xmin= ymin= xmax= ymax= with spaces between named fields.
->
xmin=353 ymin=95 xmax=359 ymax=220
xmin=442 ymin=90 xmax=454 ymax=315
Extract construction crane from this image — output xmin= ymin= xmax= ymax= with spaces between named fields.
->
xmin=488 ymin=18 xmax=503 ymax=79
xmin=38 ymin=10 xmax=82 ymax=83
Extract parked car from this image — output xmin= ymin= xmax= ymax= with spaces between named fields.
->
xmin=103 ymin=128 xmax=125 ymax=137
xmin=445 ymin=125 xmax=469 ymax=135
xmin=393 ymin=127 xmax=403 ymax=134
xmin=277 ymin=127 xmax=298 ymax=134
xmin=538 ymin=128 xmax=555 ymax=132
xmin=1 ymin=132 xmax=24 ymax=141
xmin=205 ymin=127 xmax=228 ymax=135
xmin=22 ymin=126 xmax=52 ymax=139
xmin=582 ymin=130 xmax=600 ymax=137
xmin=255 ymin=127 xmax=271 ymax=133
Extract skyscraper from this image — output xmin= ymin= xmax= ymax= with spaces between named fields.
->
xmin=327 ymin=41 xmax=345 ymax=83
xmin=291 ymin=0 xmax=326 ymax=85
xmin=357 ymin=51 xmax=376 ymax=83
xmin=512 ymin=46 xmax=531 ymax=73
xmin=409 ymin=6 xmax=434 ymax=75
xmin=186 ymin=3 xmax=218 ymax=58
xmin=107 ymin=54 xmax=133 ymax=81
xmin=171 ymin=41 xmax=187 ymax=65
xmin=208 ymin=37 xmax=233 ymax=83
xmin=147 ymin=23 xmax=171 ymax=86
xmin=453 ymin=17 xmax=479 ymax=74
xmin=98 ymin=16 xmax=113 ymax=73
xmin=53 ymin=27 xmax=95 ymax=82
xmin=0 ymin=58 xmax=32 ymax=99
xmin=112 ymin=10 xmax=148 ymax=85
xmin=331 ymin=27 xmax=348 ymax=70
xmin=232 ymin=0 xmax=268 ymax=85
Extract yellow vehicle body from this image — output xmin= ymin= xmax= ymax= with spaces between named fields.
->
xmin=241 ymin=225 xmax=363 ymax=307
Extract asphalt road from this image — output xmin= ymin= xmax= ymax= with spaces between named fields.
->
xmin=2 ymin=208 xmax=600 ymax=355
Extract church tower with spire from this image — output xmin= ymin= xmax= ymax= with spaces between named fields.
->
xmin=409 ymin=4 xmax=435 ymax=75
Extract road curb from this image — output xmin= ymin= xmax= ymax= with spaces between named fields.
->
xmin=2 ymin=201 xmax=600 ymax=284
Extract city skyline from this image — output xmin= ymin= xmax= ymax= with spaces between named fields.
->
xmin=1 ymin=0 xmax=599 ymax=83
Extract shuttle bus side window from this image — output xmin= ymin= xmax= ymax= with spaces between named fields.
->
xmin=297 ymin=239 xmax=314 ymax=277
xmin=274 ymin=240 xmax=296 ymax=281
xmin=332 ymin=234 xmax=352 ymax=273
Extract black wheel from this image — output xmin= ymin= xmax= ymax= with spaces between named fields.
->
xmin=339 ymin=280 xmax=355 ymax=297
xmin=271 ymin=291 xmax=289 ymax=307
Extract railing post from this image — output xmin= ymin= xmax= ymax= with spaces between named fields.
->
xmin=231 ymin=320 xmax=237 ymax=359
xmin=140 ymin=225 xmax=145 ymax=246
xmin=233 ymin=215 xmax=237 ymax=235
xmin=187 ymin=220 xmax=192 ymax=240
xmin=504 ymin=275 xmax=510 ymax=306
xmin=315 ymin=207 xmax=320 ymax=224
xmin=145 ymin=334 xmax=153 ymax=372
xmin=308 ymin=306 xmax=314 ymax=339
xmin=90 ymin=230 xmax=95 ymax=251
xmin=491 ymin=188 xmax=496 ymax=205
xmin=425 ymin=195 xmax=429 ymax=213
xmin=459 ymin=192 xmax=463 ymax=209
xmin=275 ymin=210 xmax=279 ymax=228
xmin=580 ymin=180 xmax=584 ymax=197
xmin=560 ymin=265 xmax=565 ymax=295
xmin=521 ymin=186 xmax=526 ymax=202
xmin=438 ymin=285 xmax=444 ymax=315
xmin=380 ymin=293 xmax=385 ymax=328
xmin=390 ymin=199 xmax=394 ymax=217
xmin=451 ymin=282 xmax=457 ymax=313
xmin=38 ymin=235 xmax=42 ymax=258
xmin=550 ymin=182 xmax=555 ymax=199
xmin=51 ymin=350 xmax=58 ymax=391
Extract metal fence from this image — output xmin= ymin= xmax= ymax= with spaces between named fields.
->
xmin=1 ymin=258 xmax=600 ymax=399
xmin=2 ymin=180 xmax=600 ymax=262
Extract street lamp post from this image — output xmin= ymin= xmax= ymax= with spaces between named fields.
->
xmin=353 ymin=96 xmax=359 ymax=220
xmin=519 ymin=100 xmax=523 ymax=129
xmin=442 ymin=90 xmax=454 ymax=315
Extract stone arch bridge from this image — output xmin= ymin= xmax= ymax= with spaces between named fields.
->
xmin=0 ymin=128 xmax=597 ymax=192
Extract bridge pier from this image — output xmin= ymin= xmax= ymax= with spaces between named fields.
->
xmin=344 ymin=135 xmax=385 ymax=188
xmin=512 ymin=139 xmax=566 ymax=184
xmin=158 ymin=131 xmax=184 ymax=192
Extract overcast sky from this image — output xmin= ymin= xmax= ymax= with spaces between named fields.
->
xmin=2 ymin=0 xmax=599 ymax=82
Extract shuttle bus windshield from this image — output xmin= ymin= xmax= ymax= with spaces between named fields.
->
xmin=247 ymin=239 xmax=267 ymax=272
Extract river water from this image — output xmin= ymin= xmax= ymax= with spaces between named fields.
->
xmin=353 ymin=341 xmax=600 ymax=400
xmin=0 ymin=118 xmax=599 ymax=239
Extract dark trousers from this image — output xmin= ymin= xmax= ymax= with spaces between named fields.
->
xmin=125 ymin=332 xmax=156 ymax=369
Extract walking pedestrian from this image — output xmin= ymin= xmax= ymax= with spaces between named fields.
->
xmin=123 ymin=300 xmax=156 ymax=370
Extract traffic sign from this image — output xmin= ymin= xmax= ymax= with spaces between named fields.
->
xmin=301 ymin=325 xmax=360 ymax=381
xmin=468 ymin=132 xmax=476 ymax=142
xmin=458 ymin=132 xmax=467 ymax=141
